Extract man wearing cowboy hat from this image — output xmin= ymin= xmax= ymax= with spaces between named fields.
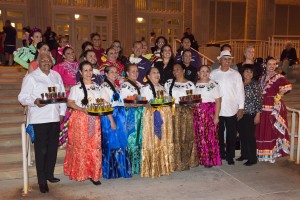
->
xmin=210 ymin=50 xmax=245 ymax=165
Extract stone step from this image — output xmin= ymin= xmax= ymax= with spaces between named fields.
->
xmin=286 ymin=102 xmax=300 ymax=110
xmin=0 ymin=89 xmax=20 ymax=97
xmin=0 ymin=104 xmax=24 ymax=114
xmin=0 ymin=96 xmax=19 ymax=104
xmin=0 ymin=66 xmax=27 ymax=73
xmin=0 ymin=73 xmax=26 ymax=78
xmin=0 ymin=113 xmax=24 ymax=124
xmin=0 ymin=150 xmax=65 ymax=180
xmin=0 ymin=83 xmax=21 ymax=90
xmin=0 ymin=123 xmax=21 ymax=136
xmin=0 ymin=145 xmax=22 ymax=164
xmin=283 ymin=94 xmax=300 ymax=102
xmin=0 ymin=133 xmax=21 ymax=148
xmin=0 ymin=78 xmax=23 ymax=83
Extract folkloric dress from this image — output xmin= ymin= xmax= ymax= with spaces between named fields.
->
xmin=99 ymin=60 xmax=125 ymax=87
xmin=14 ymin=44 xmax=36 ymax=69
xmin=120 ymin=81 xmax=144 ymax=174
xmin=193 ymin=80 xmax=222 ymax=166
xmin=140 ymin=83 xmax=174 ymax=178
xmin=256 ymin=73 xmax=292 ymax=163
xmin=64 ymin=82 xmax=102 ymax=181
xmin=99 ymin=81 xmax=132 ymax=179
xmin=53 ymin=61 xmax=79 ymax=148
xmin=164 ymin=79 xmax=198 ymax=171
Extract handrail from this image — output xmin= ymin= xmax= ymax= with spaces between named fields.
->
xmin=174 ymin=39 xmax=215 ymax=64
xmin=21 ymin=123 xmax=29 ymax=196
xmin=287 ymin=107 xmax=300 ymax=164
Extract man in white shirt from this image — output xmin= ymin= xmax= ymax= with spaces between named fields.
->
xmin=210 ymin=50 xmax=245 ymax=165
xmin=18 ymin=53 xmax=66 ymax=193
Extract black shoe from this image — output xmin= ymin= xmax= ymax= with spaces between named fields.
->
xmin=204 ymin=165 xmax=212 ymax=168
xmin=90 ymin=178 xmax=101 ymax=185
xmin=221 ymin=155 xmax=226 ymax=160
xmin=236 ymin=157 xmax=246 ymax=161
xmin=39 ymin=183 xmax=49 ymax=193
xmin=227 ymin=159 xmax=235 ymax=165
xmin=244 ymin=160 xmax=257 ymax=166
xmin=47 ymin=177 xmax=60 ymax=183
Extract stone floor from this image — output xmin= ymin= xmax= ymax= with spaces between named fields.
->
xmin=1 ymin=157 xmax=300 ymax=200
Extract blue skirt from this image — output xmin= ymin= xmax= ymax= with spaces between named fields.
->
xmin=101 ymin=106 xmax=132 ymax=179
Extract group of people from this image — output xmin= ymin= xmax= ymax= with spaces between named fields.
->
xmin=17 ymin=27 xmax=292 ymax=194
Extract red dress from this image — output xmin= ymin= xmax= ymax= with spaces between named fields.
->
xmin=99 ymin=60 xmax=124 ymax=87
xmin=256 ymin=73 xmax=292 ymax=163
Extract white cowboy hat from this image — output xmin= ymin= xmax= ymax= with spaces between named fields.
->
xmin=217 ymin=50 xmax=234 ymax=60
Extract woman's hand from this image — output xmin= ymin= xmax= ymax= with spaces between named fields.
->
xmin=108 ymin=114 xmax=117 ymax=130
xmin=254 ymin=113 xmax=260 ymax=125
xmin=80 ymin=107 xmax=88 ymax=114
xmin=213 ymin=115 xmax=219 ymax=125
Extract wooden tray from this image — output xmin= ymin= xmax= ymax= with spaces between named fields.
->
xmin=124 ymin=99 xmax=148 ymax=104
xmin=40 ymin=98 xmax=67 ymax=104
xmin=179 ymin=99 xmax=201 ymax=105
xmin=150 ymin=101 xmax=173 ymax=107
xmin=88 ymin=108 xmax=114 ymax=116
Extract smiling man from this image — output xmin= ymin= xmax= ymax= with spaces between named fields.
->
xmin=18 ymin=53 xmax=66 ymax=193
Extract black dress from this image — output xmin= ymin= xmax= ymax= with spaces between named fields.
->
xmin=154 ymin=58 xmax=175 ymax=85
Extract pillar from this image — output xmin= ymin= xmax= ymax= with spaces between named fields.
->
xmin=192 ymin=0 xmax=210 ymax=45
xmin=244 ymin=0 xmax=257 ymax=40
xmin=256 ymin=0 xmax=275 ymax=40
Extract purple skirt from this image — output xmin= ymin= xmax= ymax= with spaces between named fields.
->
xmin=193 ymin=102 xmax=222 ymax=166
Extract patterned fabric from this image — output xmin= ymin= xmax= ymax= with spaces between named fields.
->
xmin=99 ymin=60 xmax=124 ymax=87
xmin=173 ymin=105 xmax=198 ymax=171
xmin=125 ymin=106 xmax=144 ymax=174
xmin=193 ymin=102 xmax=222 ymax=166
xmin=256 ymin=73 xmax=292 ymax=163
xmin=64 ymin=110 xmax=102 ymax=181
xmin=141 ymin=106 xmax=174 ymax=178
xmin=101 ymin=106 xmax=132 ymax=179
xmin=244 ymin=81 xmax=262 ymax=115
xmin=13 ymin=44 xmax=36 ymax=69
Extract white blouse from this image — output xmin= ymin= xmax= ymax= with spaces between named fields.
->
xmin=194 ymin=80 xmax=222 ymax=103
xmin=141 ymin=83 xmax=166 ymax=100
xmin=164 ymin=79 xmax=195 ymax=104
xmin=99 ymin=82 xmax=124 ymax=107
xmin=119 ymin=81 xmax=143 ymax=99
xmin=68 ymin=82 xmax=101 ymax=107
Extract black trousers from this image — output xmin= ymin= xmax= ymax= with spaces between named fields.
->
xmin=219 ymin=115 xmax=237 ymax=160
xmin=237 ymin=114 xmax=257 ymax=162
xmin=32 ymin=122 xmax=60 ymax=185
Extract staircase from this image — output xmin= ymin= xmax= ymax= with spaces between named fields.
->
xmin=0 ymin=66 xmax=65 ymax=180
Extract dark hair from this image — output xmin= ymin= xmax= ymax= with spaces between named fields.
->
xmin=81 ymin=41 xmax=93 ymax=52
xmin=181 ymin=49 xmax=192 ymax=61
xmin=34 ymin=42 xmax=49 ymax=59
xmin=104 ymin=66 xmax=119 ymax=100
xmin=265 ymin=56 xmax=276 ymax=64
xmin=150 ymin=32 xmax=155 ymax=36
xmin=146 ymin=67 xmax=160 ymax=98
xmin=220 ymin=44 xmax=232 ymax=51
xmin=62 ymin=46 xmax=73 ymax=55
xmin=79 ymin=61 xmax=93 ymax=106
xmin=160 ymin=44 xmax=174 ymax=58
xmin=132 ymin=41 xmax=143 ymax=48
xmin=240 ymin=64 xmax=255 ymax=81
xmin=106 ymin=47 xmax=115 ymax=54
xmin=181 ymin=36 xmax=191 ymax=43
xmin=155 ymin=36 xmax=168 ymax=47
xmin=169 ymin=63 xmax=185 ymax=96
xmin=29 ymin=27 xmax=42 ymax=44
xmin=90 ymin=32 xmax=100 ymax=40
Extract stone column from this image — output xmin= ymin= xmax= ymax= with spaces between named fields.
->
xmin=26 ymin=0 xmax=52 ymax=31
xmin=256 ymin=0 xmax=275 ymax=40
xmin=244 ymin=0 xmax=257 ymax=40
xmin=192 ymin=0 xmax=210 ymax=45
xmin=183 ymin=0 xmax=193 ymax=34
xmin=117 ymin=0 xmax=136 ymax=55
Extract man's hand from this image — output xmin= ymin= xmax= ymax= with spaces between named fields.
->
xmin=34 ymin=98 xmax=46 ymax=108
xmin=60 ymin=115 xmax=65 ymax=124
xmin=237 ymin=109 xmax=244 ymax=121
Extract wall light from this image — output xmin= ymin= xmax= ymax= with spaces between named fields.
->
xmin=0 ymin=10 xmax=2 ymax=16
xmin=74 ymin=14 xmax=80 ymax=19
xmin=137 ymin=17 xmax=143 ymax=22
xmin=11 ymin=23 xmax=15 ymax=27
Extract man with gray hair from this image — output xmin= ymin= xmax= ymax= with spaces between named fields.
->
xmin=210 ymin=50 xmax=245 ymax=165
xmin=18 ymin=53 xmax=66 ymax=193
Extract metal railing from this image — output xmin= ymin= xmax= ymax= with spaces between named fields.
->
xmin=21 ymin=123 xmax=32 ymax=196
xmin=287 ymin=107 xmax=300 ymax=164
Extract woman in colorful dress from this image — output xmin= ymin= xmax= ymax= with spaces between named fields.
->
xmin=256 ymin=57 xmax=292 ymax=163
xmin=153 ymin=44 xmax=175 ymax=85
xmin=120 ymin=64 xmax=144 ymax=175
xmin=140 ymin=67 xmax=174 ymax=178
xmin=99 ymin=47 xmax=124 ymax=87
xmin=237 ymin=64 xmax=262 ymax=166
xmin=64 ymin=61 xmax=102 ymax=185
xmin=193 ymin=65 xmax=222 ymax=168
xmin=14 ymin=27 xmax=43 ymax=69
xmin=164 ymin=63 xmax=198 ymax=171
xmin=51 ymin=35 xmax=70 ymax=65
xmin=28 ymin=42 xmax=55 ymax=73
xmin=99 ymin=65 xmax=132 ymax=179
xmin=111 ymin=40 xmax=127 ymax=66
xmin=52 ymin=46 xmax=79 ymax=147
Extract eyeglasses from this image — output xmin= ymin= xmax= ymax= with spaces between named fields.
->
xmin=158 ymin=42 xmax=165 ymax=45
xmin=40 ymin=59 xmax=51 ymax=63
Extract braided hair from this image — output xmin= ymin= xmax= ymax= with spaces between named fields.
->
xmin=103 ymin=65 xmax=119 ymax=101
xmin=125 ymin=64 xmax=141 ymax=95
xmin=79 ymin=61 xmax=93 ymax=106
xmin=34 ymin=42 xmax=49 ymax=59
xmin=169 ymin=63 xmax=185 ymax=96
xmin=146 ymin=67 xmax=160 ymax=98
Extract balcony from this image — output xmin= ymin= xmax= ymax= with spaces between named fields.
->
xmin=53 ymin=0 xmax=109 ymax=8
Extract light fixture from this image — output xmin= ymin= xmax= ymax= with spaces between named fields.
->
xmin=11 ymin=23 xmax=15 ymax=27
xmin=0 ymin=10 xmax=2 ymax=15
xmin=137 ymin=17 xmax=143 ymax=22
xmin=74 ymin=14 xmax=80 ymax=19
